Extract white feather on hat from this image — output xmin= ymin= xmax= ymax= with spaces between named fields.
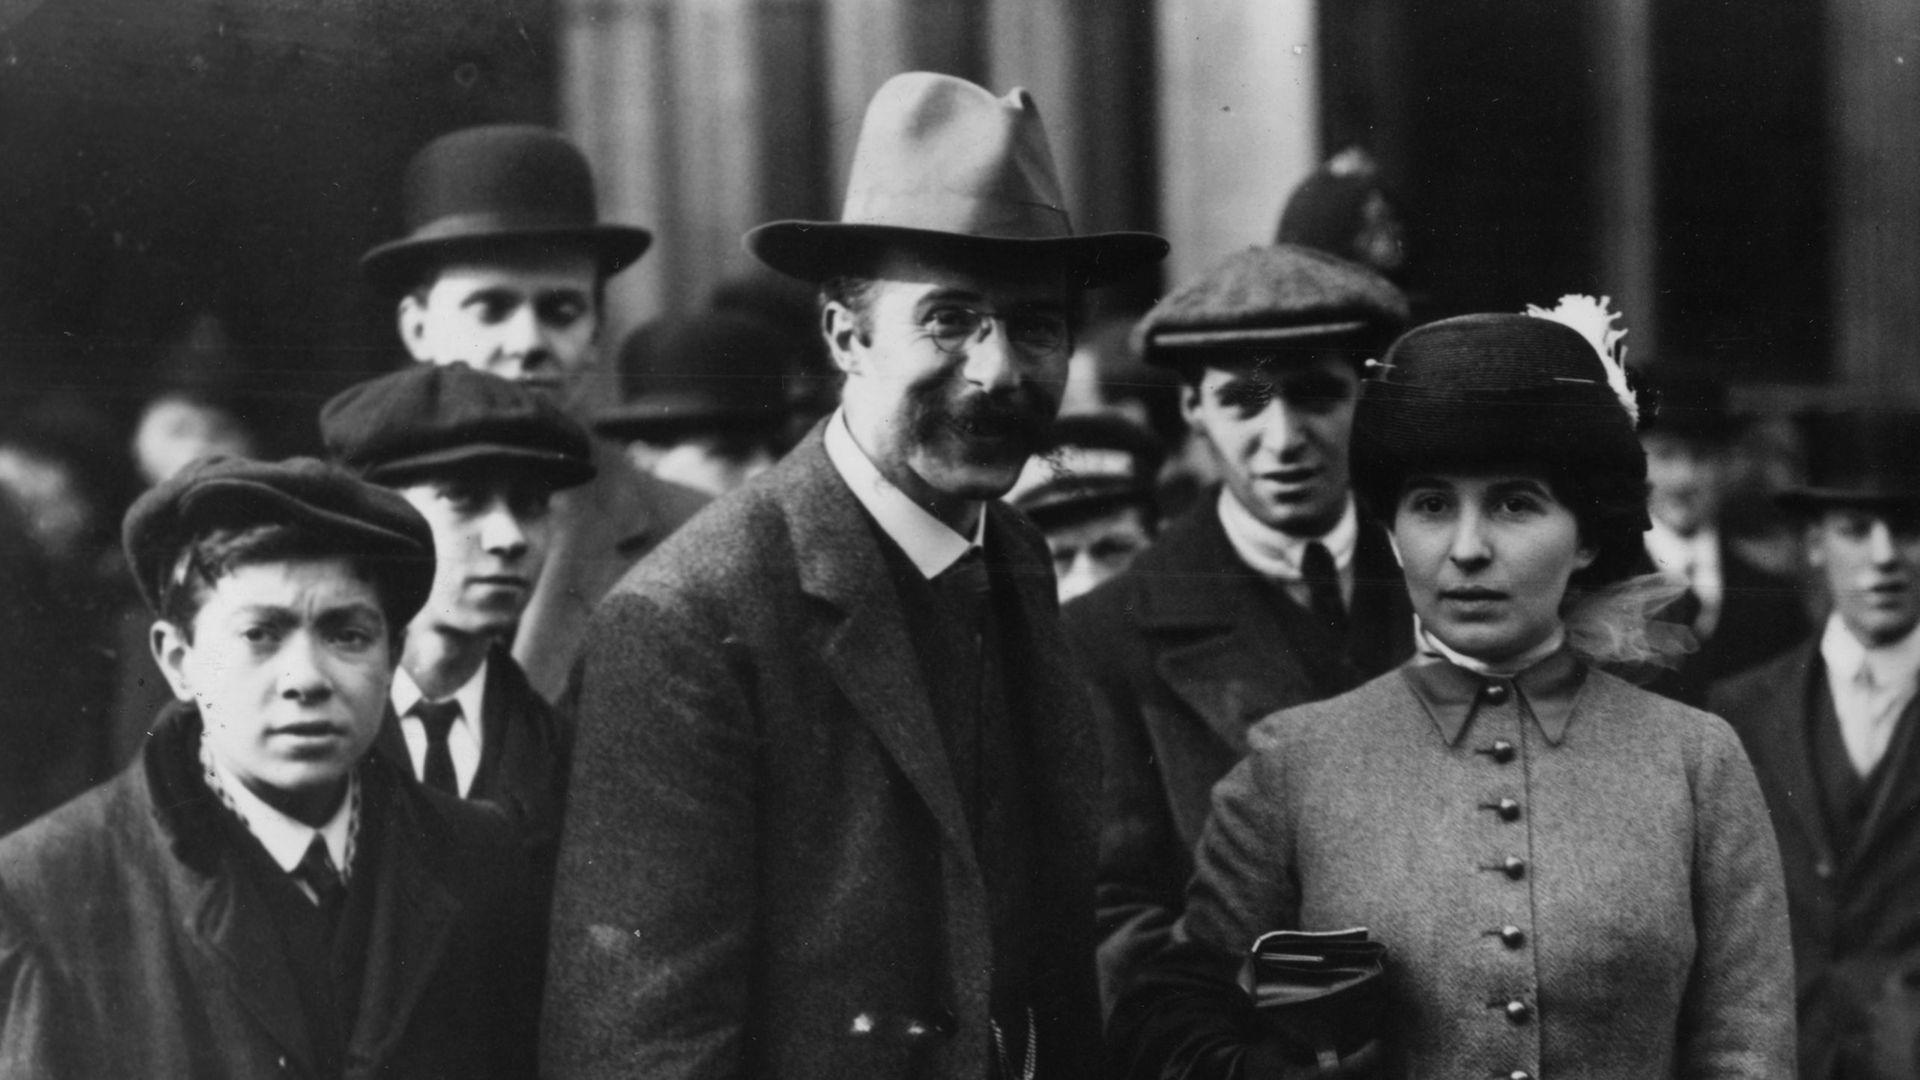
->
xmin=1523 ymin=294 xmax=1636 ymax=424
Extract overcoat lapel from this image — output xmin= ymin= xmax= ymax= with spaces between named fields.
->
xmin=782 ymin=438 xmax=979 ymax=873
xmin=1848 ymin=690 xmax=1920 ymax=876
xmin=1762 ymin=645 xmax=1841 ymax=872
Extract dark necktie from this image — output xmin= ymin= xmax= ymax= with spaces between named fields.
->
xmin=1301 ymin=541 xmax=1349 ymax=642
xmin=412 ymin=698 xmax=463 ymax=796
xmin=935 ymin=548 xmax=992 ymax=639
xmin=294 ymin=833 xmax=346 ymax=914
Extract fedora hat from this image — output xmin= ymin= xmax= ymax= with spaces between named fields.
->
xmin=745 ymin=72 xmax=1167 ymax=287
xmin=361 ymin=124 xmax=652 ymax=296
xmin=1778 ymin=410 xmax=1920 ymax=513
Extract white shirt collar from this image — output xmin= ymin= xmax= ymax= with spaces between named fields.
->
xmin=1216 ymin=488 xmax=1358 ymax=580
xmin=824 ymin=408 xmax=983 ymax=579
xmin=391 ymin=658 xmax=489 ymax=731
xmin=1821 ymin=612 xmax=1920 ymax=692
xmin=206 ymin=750 xmax=355 ymax=875
xmin=1418 ymin=621 xmax=1567 ymax=677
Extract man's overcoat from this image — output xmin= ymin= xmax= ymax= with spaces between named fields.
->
xmin=1712 ymin=642 xmax=1920 ymax=1079
xmin=0 ymin=705 xmax=545 ymax=1079
xmin=1062 ymin=495 xmax=1412 ymax=1009
xmin=541 ymin=428 xmax=1102 ymax=1080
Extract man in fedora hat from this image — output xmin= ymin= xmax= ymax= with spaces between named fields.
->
xmin=542 ymin=72 xmax=1166 ymax=1080
xmin=0 ymin=457 xmax=544 ymax=1078
xmin=1063 ymin=243 xmax=1415 ymax=1013
xmin=363 ymin=123 xmax=708 ymax=701
xmin=1710 ymin=411 xmax=1920 ymax=1080
xmin=320 ymin=364 xmax=597 ymax=873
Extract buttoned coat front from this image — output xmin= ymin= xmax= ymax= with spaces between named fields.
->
xmin=1062 ymin=495 xmax=1412 ymax=1010
xmin=540 ymin=428 xmax=1102 ymax=1080
xmin=1124 ymin=660 xmax=1793 ymax=1079
xmin=1711 ymin=642 xmax=1920 ymax=1080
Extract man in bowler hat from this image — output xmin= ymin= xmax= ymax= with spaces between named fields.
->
xmin=541 ymin=72 xmax=1166 ymax=1079
xmin=363 ymin=124 xmax=708 ymax=700
xmin=0 ymin=457 xmax=544 ymax=1078
xmin=1710 ymin=411 xmax=1920 ymax=1080
xmin=1064 ymin=243 xmax=1416 ymax=1012
xmin=321 ymin=363 xmax=597 ymax=871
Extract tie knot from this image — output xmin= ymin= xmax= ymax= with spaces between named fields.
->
xmin=1301 ymin=540 xmax=1338 ymax=582
xmin=937 ymin=548 xmax=992 ymax=598
xmin=295 ymin=834 xmax=345 ymax=910
xmin=413 ymin=698 xmax=462 ymax=740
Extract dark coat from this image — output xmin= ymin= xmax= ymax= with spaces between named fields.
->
xmin=0 ymin=704 xmax=545 ymax=1079
xmin=1116 ymin=660 xmax=1794 ymax=1080
xmin=1061 ymin=495 xmax=1413 ymax=1010
xmin=540 ymin=427 xmax=1102 ymax=1080
xmin=374 ymin=641 xmax=573 ymax=868
xmin=1711 ymin=641 xmax=1920 ymax=1080
xmin=1653 ymin=545 xmax=1811 ymax=706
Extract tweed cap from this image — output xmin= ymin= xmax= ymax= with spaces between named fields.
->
xmin=1007 ymin=412 xmax=1164 ymax=527
xmin=123 ymin=455 xmax=436 ymax=619
xmin=1134 ymin=244 xmax=1409 ymax=367
xmin=595 ymin=312 xmax=795 ymax=441
xmin=1778 ymin=410 xmax=1920 ymax=512
xmin=1352 ymin=313 xmax=1649 ymax=529
xmin=320 ymin=364 xmax=596 ymax=488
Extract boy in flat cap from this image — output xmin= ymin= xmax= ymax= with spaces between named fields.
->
xmin=365 ymin=123 xmax=707 ymax=701
xmin=1005 ymin=412 xmax=1165 ymax=605
xmin=1063 ymin=243 xmax=1416 ymax=1012
xmin=0 ymin=457 xmax=543 ymax=1079
xmin=543 ymin=72 xmax=1166 ymax=1080
xmin=321 ymin=363 xmax=596 ymax=871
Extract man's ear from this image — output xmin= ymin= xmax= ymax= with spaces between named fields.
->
xmin=822 ymin=302 xmax=864 ymax=377
xmin=149 ymin=621 xmax=197 ymax=704
xmin=1177 ymin=380 xmax=1204 ymax=429
xmin=398 ymin=295 xmax=433 ymax=362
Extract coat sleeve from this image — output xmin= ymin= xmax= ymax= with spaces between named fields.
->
xmin=540 ymin=586 xmax=759 ymax=1080
xmin=1677 ymin=717 xmax=1797 ymax=1079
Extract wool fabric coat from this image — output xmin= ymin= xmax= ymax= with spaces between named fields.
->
xmin=540 ymin=427 xmax=1102 ymax=1080
xmin=0 ymin=703 xmax=546 ymax=1079
xmin=1115 ymin=654 xmax=1794 ymax=1080
xmin=1711 ymin=641 xmax=1920 ymax=1080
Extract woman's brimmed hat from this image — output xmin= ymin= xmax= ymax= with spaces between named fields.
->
xmin=744 ymin=72 xmax=1167 ymax=288
xmin=1353 ymin=304 xmax=1650 ymax=532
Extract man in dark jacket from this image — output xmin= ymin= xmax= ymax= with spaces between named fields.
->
xmin=1064 ymin=243 xmax=1415 ymax=1012
xmin=363 ymin=123 xmax=707 ymax=701
xmin=540 ymin=72 xmax=1166 ymax=1080
xmin=0 ymin=456 xmax=544 ymax=1079
xmin=321 ymin=363 xmax=597 ymax=870
xmin=1710 ymin=411 xmax=1920 ymax=1080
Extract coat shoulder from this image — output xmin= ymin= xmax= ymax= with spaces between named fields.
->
xmin=0 ymin=769 xmax=147 ymax=916
xmin=1242 ymin=668 xmax=1413 ymax=757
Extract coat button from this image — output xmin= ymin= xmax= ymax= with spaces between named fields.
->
xmin=1490 ymin=740 xmax=1517 ymax=763
xmin=1815 ymin=860 xmax=1834 ymax=880
xmin=1499 ymin=925 xmax=1526 ymax=948
xmin=1484 ymin=681 xmax=1510 ymax=704
xmin=1503 ymin=856 xmax=1527 ymax=880
xmin=1497 ymin=797 xmax=1521 ymax=821
xmin=1505 ymin=999 xmax=1533 ymax=1023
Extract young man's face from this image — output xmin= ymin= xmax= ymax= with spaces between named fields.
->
xmin=153 ymin=557 xmax=393 ymax=823
xmin=396 ymin=468 xmax=556 ymax=639
xmin=399 ymin=247 xmax=601 ymax=403
xmin=1181 ymin=353 xmax=1359 ymax=539
xmin=1045 ymin=504 xmax=1154 ymax=604
xmin=827 ymin=249 xmax=1074 ymax=527
xmin=1808 ymin=505 xmax=1920 ymax=647
xmin=1642 ymin=430 xmax=1727 ymax=537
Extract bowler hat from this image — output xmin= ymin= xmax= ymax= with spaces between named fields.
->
xmin=1778 ymin=410 xmax=1920 ymax=512
xmin=595 ymin=313 xmax=795 ymax=442
xmin=1134 ymin=244 xmax=1408 ymax=368
xmin=1007 ymin=412 xmax=1165 ymax=528
xmin=123 ymin=455 xmax=436 ymax=621
xmin=745 ymin=72 xmax=1167 ymax=288
xmin=361 ymin=125 xmax=652 ymax=296
xmin=320 ymin=363 xmax=596 ymax=488
xmin=1642 ymin=367 xmax=1742 ymax=444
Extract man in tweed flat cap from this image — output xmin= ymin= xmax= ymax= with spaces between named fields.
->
xmin=1064 ymin=243 xmax=1416 ymax=1013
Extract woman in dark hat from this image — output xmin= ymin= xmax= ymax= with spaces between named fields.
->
xmin=1109 ymin=301 xmax=1795 ymax=1079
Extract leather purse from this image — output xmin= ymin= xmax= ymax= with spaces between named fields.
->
xmin=1240 ymin=928 xmax=1388 ymax=1071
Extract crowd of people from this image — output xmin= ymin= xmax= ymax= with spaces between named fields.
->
xmin=0 ymin=68 xmax=1912 ymax=1080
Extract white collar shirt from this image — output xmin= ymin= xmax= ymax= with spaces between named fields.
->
xmin=1820 ymin=613 xmax=1920 ymax=776
xmin=390 ymin=660 xmax=488 ymax=797
xmin=206 ymin=750 xmax=356 ymax=901
xmin=1217 ymin=488 xmax=1358 ymax=606
xmin=824 ymin=408 xmax=984 ymax=579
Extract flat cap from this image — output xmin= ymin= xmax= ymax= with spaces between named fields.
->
xmin=1007 ymin=412 xmax=1164 ymax=527
xmin=123 ymin=455 xmax=436 ymax=619
xmin=1134 ymin=243 xmax=1409 ymax=366
xmin=320 ymin=364 xmax=596 ymax=488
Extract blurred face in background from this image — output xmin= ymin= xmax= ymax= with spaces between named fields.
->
xmin=133 ymin=395 xmax=258 ymax=486
xmin=1808 ymin=505 xmax=1920 ymax=647
xmin=624 ymin=433 xmax=779 ymax=498
xmin=1182 ymin=353 xmax=1359 ymax=539
xmin=1642 ymin=431 xmax=1727 ymax=538
xmin=401 ymin=247 xmax=602 ymax=409
xmin=1044 ymin=503 xmax=1154 ymax=604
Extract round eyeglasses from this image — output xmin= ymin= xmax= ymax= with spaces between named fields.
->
xmin=918 ymin=305 xmax=1072 ymax=360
